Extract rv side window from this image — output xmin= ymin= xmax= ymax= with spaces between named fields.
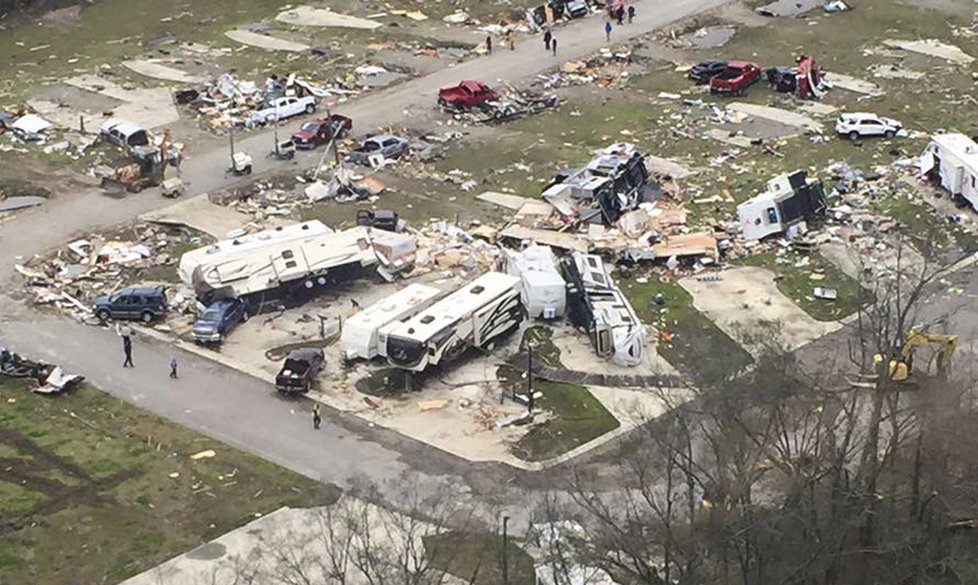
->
xmin=284 ymin=260 xmax=297 ymax=269
xmin=766 ymin=208 xmax=778 ymax=223
xmin=470 ymin=286 xmax=485 ymax=294
xmin=282 ymin=250 xmax=295 ymax=259
xmin=420 ymin=315 xmax=435 ymax=324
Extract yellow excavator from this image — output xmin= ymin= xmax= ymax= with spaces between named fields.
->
xmin=866 ymin=330 xmax=957 ymax=383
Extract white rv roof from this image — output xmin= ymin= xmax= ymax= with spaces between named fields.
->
xmin=573 ymin=253 xmax=615 ymax=290
xmin=931 ymin=133 xmax=978 ymax=165
xmin=590 ymin=289 xmax=640 ymax=328
xmin=390 ymin=272 xmax=521 ymax=343
xmin=343 ymin=284 xmax=442 ymax=333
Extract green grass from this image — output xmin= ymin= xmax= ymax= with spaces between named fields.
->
xmin=520 ymin=326 xmax=561 ymax=367
xmin=0 ymin=377 xmax=341 ymax=585
xmin=622 ymin=275 xmax=754 ymax=384
xmin=878 ymin=190 xmax=978 ymax=259
xmin=741 ymin=250 xmax=867 ymax=321
xmin=424 ymin=531 xmax=536 ymax=585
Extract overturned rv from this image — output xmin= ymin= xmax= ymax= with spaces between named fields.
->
xmin=341 ymin=283 xmax=443 ymax=361
xmin=562 ymin=253 xmax=644 ymax=367
xmin=543 ymin=142 xmax=652 ymax=225
xmin=502 ymin=244 xmax=566 ymax=320
xmin=737 ymin=170 xmax=826 ymax=241
xmin=386 ymin=272 xmax=523 ymax=372
xmin=920 ymin=133 xmax=978 ymax=209
xmin=180 ymin=223 xmax=416 ymax=305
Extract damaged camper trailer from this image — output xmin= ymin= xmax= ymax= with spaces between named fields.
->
xmin=502 ymin=244 xmax=566 ymax=320
xmin=920 ymin=133 xmax=978 ymax=209
xmin=563 ymin=253 xmax=645 ymax=367
xmin=542 ymin=142 xmax=651 ymax=225
xmin=737 ymin=170 xmax=826 ymax=241
xmin=181 ymin=225 xmax=416 ymax=304
xmin=386 ymin=272 xmax=523 ymax=372
xmin=341 ymin=283 xmax=443 ymax=361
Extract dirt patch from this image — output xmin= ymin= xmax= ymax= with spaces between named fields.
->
xmin=39 ymin=4 xmax=81 ymax=27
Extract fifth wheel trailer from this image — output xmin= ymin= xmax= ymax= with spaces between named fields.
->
xmin=502 ymin=244 xmax=566 ymax=320
xmin=386 ymin=272 xmax=523 ymax=372
xmin=341 ymin=283 xmax=443 ymax=361
xmin=920 ymin=133 xmax=978 ymax=208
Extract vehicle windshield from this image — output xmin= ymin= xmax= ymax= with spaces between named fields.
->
xmin=361 ymin=141 xmax=380 ymax=152
xmin=201 ymin=309 xmax=224 ymax=321
xmin=300 ymin=122 xmax=318 ymax=132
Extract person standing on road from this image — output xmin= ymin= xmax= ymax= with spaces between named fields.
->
xmin=604 ymin=20 xmax=613 ymax=42
xmin=123 ymin=336 xmax=134 ymax=368
xmin=543 ymin=28 xmax=552 ymax=52
xmin=169 ymin=356 xmax=179 ymax=379
xmin=506 ymin=29 xmax=516 ymax=51
xmin=312 ymin=404 xmax=321 ymax=430
xmin=628 ymin=5 xmax=636 ymax=23
xmin=486 ymin=35 xmax=493 ymax=55
xmin=551 ymin=36 xmax=558 ymax=56
xmin=616 ymin=6 xmax=625 ymax=25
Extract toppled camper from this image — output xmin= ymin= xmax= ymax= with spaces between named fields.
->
xmin=502 ymin=244 xmax=566 ymax=320
xmin=341 ymin=283 xmax=443 ymax=361
xmin=737 ymin=170 xmax=826 ymax=241
xmin=920 ymin=133 xmax=978 ymax=208
xmin=386 ymin=272 xmax=523 ymax=372
xmin=562 ymin=253 xmax=644 ymax=367
xmin=542 ymin=142 xmax=652 ymax=225
xmin=180 ymin=223 xmax=416 ymax=304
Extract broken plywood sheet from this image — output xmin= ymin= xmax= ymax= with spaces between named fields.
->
xmin=500 ymin=225 xmax=590 ymax=252
xmin=651 ymin=233 xmax=717 ymax=258
xmin=644 ymin=155 xmax=695 ymax=179
xmin=823 ymin=72 xmax=883 ymax=96
xmin=727 ymin=102 xmax=822 ymax=133
xmin=225 ymin=30 xmax=310 ymax=52
xmin=477 ymin=191 xmax=539 ymax=211
xmin=140 ymin=194 xmax=251 ymax=239
xmin=123 ymin=60 xmax=204 ymax=84
xmin=883 ymin=39 xmax=974 ymax=64
xmin=276 ymin=5 xmax=383 ymax=30
xmin=679 ymin=266 xmax=842 ymax=355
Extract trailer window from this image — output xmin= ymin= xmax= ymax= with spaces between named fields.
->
xmin=420 ymin=315 xmax=435 ymax=324
xmin=282 ymin=249 xmax=295 ymax=259
xmin=766 ymin=208 xmax=778 ymax=223
xmin=470 ymin=286 xmax=485 ymax=294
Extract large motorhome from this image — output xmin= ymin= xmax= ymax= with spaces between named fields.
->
xmin=542 ymin=142 xmax=651 ymax=225
xmin=341 ymin=283 xmax=443 ymax=361
xmin=920 ymin=133 xmax=978 ymax=209
xmin=736 ymin=170 xmax=826 ymax=241
xmin=563 ymin=253 xmax=644 ymax=367
xmin=386 ymin=272 xmax=523 ymax=372
xmin=182 ymin=225 xmax=416 ymax=303
xmin=502 ymin=244 xmax=566 ymax=320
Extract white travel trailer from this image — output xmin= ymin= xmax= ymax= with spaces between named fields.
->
xmin=341 ymin=284 xmax=443 ymax=361
xmin=386 ymin=272 xmax=523 ymax=372
xmin=178 ymin=221 xmax=333 ymax=288
xmin=502 ymin=244 xmax=566 ymax=320
xmin=737 ymin=170 xmax=826 ymax=241
xmin=183 ymin=225 xmax=415 ymax=301
xmin=920 ymin=133 xmax=978 ymax=209
xmin=563 ymin=253 xmax=644 ymax=367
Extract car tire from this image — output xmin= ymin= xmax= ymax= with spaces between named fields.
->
xmin=96 ymin=309 xmax=111 ymax=322
xmin=848 ymin=131 xmax=860 ymax=141
xmin=884 ymin=130 xmax=895 ymax=139
xmin=243 ymin=165 xmax=252 ymax=175
xmin=140 ymin=311 xmax=153 ymax=324
xmin=241 ymin=310 xmax=250 ymax=323
xmin=305 ymin=104 xmax=315 ymax=114
xmin=131 ymin=182 xmax=143 ymax=193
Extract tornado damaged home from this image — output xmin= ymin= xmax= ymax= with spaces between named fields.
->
xmin=7 ymin=0 xmax=978 ymax=583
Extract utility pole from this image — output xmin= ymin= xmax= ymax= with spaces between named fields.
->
xmin=527 ymin=342 xmax=535 ymax=414
xmin=501 ymin=515 xmax=510 ymax=585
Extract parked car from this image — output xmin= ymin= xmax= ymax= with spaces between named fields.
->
xmin=275 ymin=348 xmax=325 ymax=393
xmin=99 ymin=118 xmax=151 ymax=153
xmin=291 ymin=114 xmax=353 ymax=149
xmin=564 ymin=0 xmax=590 ymax=18
xmin=93 ymin=285 xmax=167 ymax=323
xmin=192 ymin=298 xmax=250 ymax=344
xmin=345 ymin=134 xmax=409 ymax=166
xmin=765 ymin=66 xmax=797 ymax=93
xmin=709 ymin=60 xmax=762 ymax=96
xmin=251 ymin=96 xmax=316 ymax=124
xmin=834 ymin=113 xmax=903 ymax=141
xmin=437 ymin=80 xmax=498 ymax=110
xmin=356 ymin=209 xmax=399 ymax=232
xmin=688 ymin=59 xmax=728 ymax=84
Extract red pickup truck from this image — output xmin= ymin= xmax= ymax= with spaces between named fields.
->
xmin=709 ymin=61 xmax=762 ymax=96
xmin=437 ymin=80 xmax=498 ymax=110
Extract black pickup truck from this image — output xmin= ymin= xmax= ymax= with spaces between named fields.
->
xmin=275 ymin=348 xmax=325 ymax=393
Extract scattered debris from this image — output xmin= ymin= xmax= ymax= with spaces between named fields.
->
xmin=883 ymin=39 xmax=975 ymax=65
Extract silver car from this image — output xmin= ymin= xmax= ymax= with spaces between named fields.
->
xmin=345 ymin=134 xmax=409 ymax=166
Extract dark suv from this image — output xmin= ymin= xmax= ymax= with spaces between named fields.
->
xmin=93 ymin=286 xmax=167 ymax=323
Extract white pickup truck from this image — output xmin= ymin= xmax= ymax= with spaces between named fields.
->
xmin=251 ymin=96 xmax=316 ymax=124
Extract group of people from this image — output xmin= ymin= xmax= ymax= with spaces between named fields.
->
xmin=484 ymin=3 xmax=637 ymax=56
xmin=116 ymin=323 xmax=178 ymax=379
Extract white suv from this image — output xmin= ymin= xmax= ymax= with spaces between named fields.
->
xmin=835 ymin=113 xmax=902 ymax=141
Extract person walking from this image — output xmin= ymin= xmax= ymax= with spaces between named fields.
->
xmin=628 ymin=5 xmax=636 ymax=23
xmin=123 ymin=336 xmax=134 ymax=368
xmin=169 ymin=356 xmax=179 ymax=379
xmin=616 ymin=6 xmax=625 ymax=25
xmin=551 ymin=36 xmax=557 ymax=56
xmin=312 ymin=404 xmax=321 ymax=430
xmin=506 ymin=30 xmax=516 ymax=51
xmin=543 ymin=28 xmax=552 ymax=52
xmin=604 ymin=20 xmax=613 ymax=42
xmin=486 ymin=35 xmax=493 ymax=55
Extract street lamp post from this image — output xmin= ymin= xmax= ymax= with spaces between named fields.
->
xmin=502 ymin=515 xmax=510 ymax=585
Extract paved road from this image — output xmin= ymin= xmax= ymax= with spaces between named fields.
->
xmin=0 ymin=0 xmax=730 ymax=501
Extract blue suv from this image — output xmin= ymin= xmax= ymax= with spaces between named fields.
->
xmin=93 ymin=286 xmax=167 ymax=323
xmin=192 ymin=298 xmax=250 ymax=344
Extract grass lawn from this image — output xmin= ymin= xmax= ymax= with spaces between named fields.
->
xmin=877 ymin=190 xmax=978 ymax=259
xmin=0 ymin=378 xmax=340 ymax=585
xmin=424 ymin=531 xmax=536 ymax=585
xmin=622 ymin=275 xmax=754 ymax=384
xmin=502 ymin=328 xmax=619 ymax=462
xmin=741 ymin=250 xmax=867 ymax=321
